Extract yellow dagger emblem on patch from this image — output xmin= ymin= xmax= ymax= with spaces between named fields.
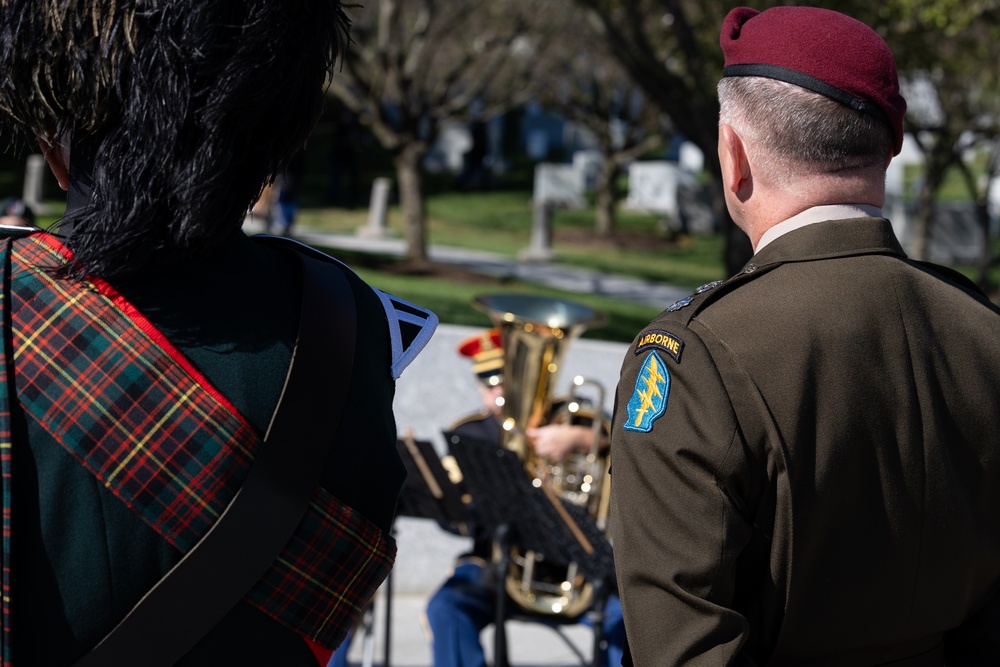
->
xmin=624 ymin=351 xmax=670 ymax=432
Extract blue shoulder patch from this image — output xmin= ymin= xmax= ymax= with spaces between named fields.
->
xmin=624 ymin=351 xmax=670 ymax=433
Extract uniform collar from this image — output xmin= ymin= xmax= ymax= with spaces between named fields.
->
xmin=747 ymin=216 xmax=906 ymax=271
xmin=662 ymin=217 xmax=908 ymax=327
xmin=755 ymin=204 xmax=883 ymax=252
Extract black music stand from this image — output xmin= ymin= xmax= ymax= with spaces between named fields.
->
xmin=354 ymin=435 xmax=474 ymax=667
xmin=396 ymin=434 xmax=474 ymax=531
xmin=443 ymin=430 xmax=616 ymax=667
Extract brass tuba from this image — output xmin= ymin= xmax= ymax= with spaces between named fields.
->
xmin=473 ymin=293 xmax=610 ymax=618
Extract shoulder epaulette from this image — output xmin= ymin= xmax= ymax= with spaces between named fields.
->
xmin=373 ymin=288 xmax=437 ymax=379
xmin=251 ymin=235 xmax=438 ymax=379
xmin=913 ymin=260 xmax=988 ymax=298
xmin=447 ymin=410 xmax=493 ymax=432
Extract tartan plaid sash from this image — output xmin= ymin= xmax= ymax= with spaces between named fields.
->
xmin=0 ymin=234 xmax=395 ymax=664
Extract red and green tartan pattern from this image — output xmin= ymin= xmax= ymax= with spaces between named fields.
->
xmin=0 ymin=243 xmax=13 ymax=667
xmin=2 ymin=235 xmax=395 ymax=654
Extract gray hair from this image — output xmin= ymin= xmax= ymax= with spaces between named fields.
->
xmin=718 ymin=76 xmax=893 ymax=181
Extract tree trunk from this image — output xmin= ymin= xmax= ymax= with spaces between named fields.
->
xmin=912 ymin=158 xmax=948 ymax=262
xmin=721 ymin=200 xmax=752 ymax=275
xmin=973 ymin=197 xmax=994 ymax=292
xmin=394 ymin=145 xmax=429 ymax=264
xmin=703 ymin=160 xmax=753 ymax=276
xmin=594 ymin=159 xmax=618 ymax=237
xmin=911 ymin=135 xmax=958 ymax=262
xmin=955 ymin=158 xmax=997 ymax=293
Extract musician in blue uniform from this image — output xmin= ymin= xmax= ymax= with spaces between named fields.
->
xmin=426 ymin=330 xmax=625 ymax=667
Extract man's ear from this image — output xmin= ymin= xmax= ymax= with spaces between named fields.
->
xmin=37 ymin=137 xmax=70 ymax=191
xmin=719 ymin=123 xmax=751 ymax=195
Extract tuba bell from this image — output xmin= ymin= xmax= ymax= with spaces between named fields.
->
xmin=473 ymin=293 xmax=610 ymax=618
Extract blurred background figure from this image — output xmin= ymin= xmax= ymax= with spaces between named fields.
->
xmin=271 ymin=149 xmax=307 ymax=236
xmin=0 ymin=197 xmax=35 ymax=227
xmin=456 ymin=119 xmax=490 ymax=192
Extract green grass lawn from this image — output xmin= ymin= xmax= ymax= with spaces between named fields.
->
xmin=26 ymin=194 xmax=670 ymax=342
xmin=298 ymin=190 xmax=728 ymax=289
xmin=21 ymin=189 xmax=1000 ymax=343
xmin=296 ymin=191 xmax=729 ymax=343
xmin=313 ymin=246 xmax=662 ymax=343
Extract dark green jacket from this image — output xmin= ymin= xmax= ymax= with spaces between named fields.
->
xmin=9 ymin=231 xmax=431 ymax=665
xmin=611 ymin=218 xmax=1000 ymax=666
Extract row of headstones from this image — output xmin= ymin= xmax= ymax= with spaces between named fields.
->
xmin=528 ymin=136 xmax=998 ymax=264
xmin=524 ymin=144 xmax=712 ymax=260
xmin=358 ymin=144 xmax=716 ymax=259
xmin=886 ymin=134 xmax=999 ymax=264
xmin=533 ymin=144 xmax=705 ymax=214
xmin=17 ymin=133 xmax=971 ymax=263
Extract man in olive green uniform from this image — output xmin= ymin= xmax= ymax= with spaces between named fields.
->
xmin=611 ymin=7 xmax=1000 ymax=666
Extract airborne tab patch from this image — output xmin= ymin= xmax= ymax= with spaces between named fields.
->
xmin=634 ymin=329 xmax=684 ymax=362
xmin=624 ymin=351 xmax=670 ymax=433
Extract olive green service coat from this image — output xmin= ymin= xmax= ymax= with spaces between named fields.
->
xmin=610 ymin=218 xmax=1000 ymax=666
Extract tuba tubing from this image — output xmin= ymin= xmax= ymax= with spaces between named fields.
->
xmin=473 ymin=293 xmax=610 ymax=618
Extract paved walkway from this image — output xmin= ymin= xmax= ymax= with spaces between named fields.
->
xmin=339 ymin=592 xmax=599 ymax=667
xmin=285 ymin=227 xmax=692 ymax=309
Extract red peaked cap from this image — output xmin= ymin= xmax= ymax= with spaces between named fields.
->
xmin=458 ymin=329 xmax=504 ymax=383
xmin=721 ymin=6 xmax=906 ymax=155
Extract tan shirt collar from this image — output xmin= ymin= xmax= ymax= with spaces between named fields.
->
xmin=755 ymin=204 xmax=882 ymax=252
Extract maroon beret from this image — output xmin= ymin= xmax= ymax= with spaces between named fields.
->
xmin=721 ymin=6 xmax=906 ymax=155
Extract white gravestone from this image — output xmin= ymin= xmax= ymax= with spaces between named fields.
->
xmin=625 ymin=161 xmax=681 ymax=217
xmin=424 ymin=124 xmax=471 ymax=174
xmin=572 ymin=150 xmax=603 ymax=193
xmin=678 ymin=141 xmax=704 ymax=174
xmin=533 ymin=163 xmax=586 ymax=209
xmin=358 ymin=177 xmax=392 ymax=238
xmin=523 ymin=163 xmax=587 ymax=262
xmin=22 ymin=154 xmax=51 ymax=215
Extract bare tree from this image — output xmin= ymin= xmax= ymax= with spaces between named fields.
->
xmin=569 ymin=0 xmax=900 ymax=274
xmin=571 ymin=0 xmax=752 ymax=275
xmin=883 ymin=1 xmax=1000 ymax=280
xmin=528 ymin=8 xmax=667 ymax=237
xmin=956 ymin=139 xmax=1000 ymax=292
xmin=330 ymin=0 xmax=538 ymax=263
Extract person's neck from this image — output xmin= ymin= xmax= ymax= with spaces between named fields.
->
xmin=742 ymin=177 xmax=885 ymax=250
xmin=60 ymin=134 xmax=102 ymax=239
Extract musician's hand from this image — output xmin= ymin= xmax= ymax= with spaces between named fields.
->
xmin=525 ymin=423 xmax=592 ymax=462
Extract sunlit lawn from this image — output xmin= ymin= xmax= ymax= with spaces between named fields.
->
xmin=297 ymin=190 xmax=728 ymax=289
xmin=296 ymin=190 xmax=730 ymax=342
xmin=26 ymin=189 xmax=997 ymax=340
xmin=317 ymin=246 xmax=663 ymax=343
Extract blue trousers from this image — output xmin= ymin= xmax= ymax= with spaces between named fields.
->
xmin=425 ymin=561 xmax=624 ymax=667
xmin=327 ymin=633 xmax=350 ymax=667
